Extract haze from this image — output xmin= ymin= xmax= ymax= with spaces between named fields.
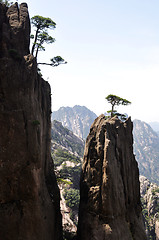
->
xmin=18 ymin=0 xmax=159 ymax=122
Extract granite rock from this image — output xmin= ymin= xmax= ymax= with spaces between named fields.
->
xmin=78 ymin=115 xmax=146 ymax=240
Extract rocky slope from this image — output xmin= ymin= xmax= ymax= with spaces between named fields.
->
xmin=51 ymin=120 xmax=84 ymax=237
xmin=0 ymin=3 xmax=62 ymax=240
xmin=77 ymin=115 xmax=146 ymax=240
xmin=52 ymin=105 xmax=97 ymax=139
xmin=51 ymin=120 xmax=85 ymax=157
xmin=140 ymin=176 xmax=159 ymax=240
xmin=133 ymin=119 xmax=159 ymax=185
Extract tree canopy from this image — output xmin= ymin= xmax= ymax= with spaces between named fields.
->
xmin=38 ymin=56 xmax=67 ymax=67
xmin=106 ymin=94 xmax=131 ymax=118
xmin=31 ymin=15 xmax=56 ymax=57
xmin=31 ymin=15 xmax=67 ymax=67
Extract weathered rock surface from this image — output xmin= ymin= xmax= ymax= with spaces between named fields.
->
xmin=0 ymin=2 xmax=30 ymax=57
xmin=78 ymin=115 xmax=146 ymax=240
xmin=51 ymin=120 xmax=84 ymax=233
xmin=140 ymin=175 xmax=159 ymax=240
xmin=52 ymin=105 xmax=97 ymax=140
xmin=0 ymin=3 xmax=62 ymax=240
xmin=51 ymin=120 xmax=85 ymax=157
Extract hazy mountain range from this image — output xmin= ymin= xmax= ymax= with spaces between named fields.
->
xmin=52 ymin=105 xmax=159 ymax=185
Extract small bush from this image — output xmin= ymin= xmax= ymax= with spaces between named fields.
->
xmin=152 ymin=188 xmax=159 ymax=194
xmin=63 ymin=188 xmax=80 ymax=211
xmin=32 ymin=120 xmax=40 ymax=126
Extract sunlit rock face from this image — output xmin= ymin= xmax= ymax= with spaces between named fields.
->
xmin=0 ymin=3 xmax=62 ymax=240
xmin=140 ymin=175 xmax=159 ymax=240
xmin=77 ymin=115 xmax=147 ymax=240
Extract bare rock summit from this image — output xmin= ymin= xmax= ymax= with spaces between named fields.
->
xmin=78 ymin=115 xmax=146 ymax=240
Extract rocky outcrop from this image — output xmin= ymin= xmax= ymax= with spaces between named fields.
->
xmin=0 ymin=2 xmax=30 ymax=57
xmin=77 ymin=115 xmax=146 ymax=240
xmin=140 ymin=175 xmax=159 ymax=240
xmin=0 ymin=3 xmax=62 ymax=240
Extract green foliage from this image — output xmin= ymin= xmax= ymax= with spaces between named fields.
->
xmin=51 ymin=122 xmax=84 ymax=157
xmin=31 ymin=15 xmax=67 ymax=68
xmin=59 ymin=164 xmax=81 ymax=189
xmin=152 ymin=188 xmax=159 ymax=194
xmin=141 ymin=192 xmax=159 ymax=239
xmin=31 ymin=15 xmax=56 ymax=57
xmin=53 ymin=148 xmax=81 ymax=168
xmin=57 ymin=178 xmax=72 ymax=185
xmin=38 ymin=56 xmax=67 ymax=67
xmin=32 ymin=120 xmax=40 ymax=126
xmin=50 ymin=56 xmax=67 ymax=66
xmin=106 ymin=94 xmax=131 ymax=106
xmin=105 ymin=94 xmax=131 ymax=118
xmin=56 ymin=149 xmax=81 ymax=163
xmin=31 ymin=15 xmax=56 ymax=30
xmin=63 ymin=188 xmax=80 ymax=211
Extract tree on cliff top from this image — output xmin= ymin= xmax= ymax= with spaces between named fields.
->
xmin=106 ymin=94 xmax=131 ymax=118
xmin=31 ymin=15 xmax=67 ymax=67
xmin=31 ymin=15 xmax=56 ymax=57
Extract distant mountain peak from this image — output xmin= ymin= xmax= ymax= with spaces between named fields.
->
xmin=52 ymin=105 xmax=97 ymax=139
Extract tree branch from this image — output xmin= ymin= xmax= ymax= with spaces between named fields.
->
xmin=38 ymin=62 xmax=66 ymax=67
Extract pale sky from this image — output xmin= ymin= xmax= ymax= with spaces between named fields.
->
xmin=18 ymin=0 xmax=159 ymax=122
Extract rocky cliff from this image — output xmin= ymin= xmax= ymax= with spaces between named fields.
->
xmin=77 ymin=115 xmax=146 ymax=240
xmin=0 ymin=3 xmax=62 ymax=240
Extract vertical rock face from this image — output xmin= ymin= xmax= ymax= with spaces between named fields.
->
xmin=78 ymin=115 xmax=146 ymax=240
xmin=0 ymin=3 xmax=62 ymax=240
xmin=0 ymin=2 xmax=30 ymax=57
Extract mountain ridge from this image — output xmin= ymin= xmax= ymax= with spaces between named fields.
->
xmin=52 ymin=105 xmax=159 ymax=185
xmin=52 ymin=105 xmax=97 ymax=140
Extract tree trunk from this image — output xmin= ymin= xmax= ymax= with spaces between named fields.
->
xmin=35 ymin=46 xmax=39 ymax=59
xmin=31 ymin=27 xmax=39 ymax=56
xmin=111 ymin=104 xmax=114 ymax=117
